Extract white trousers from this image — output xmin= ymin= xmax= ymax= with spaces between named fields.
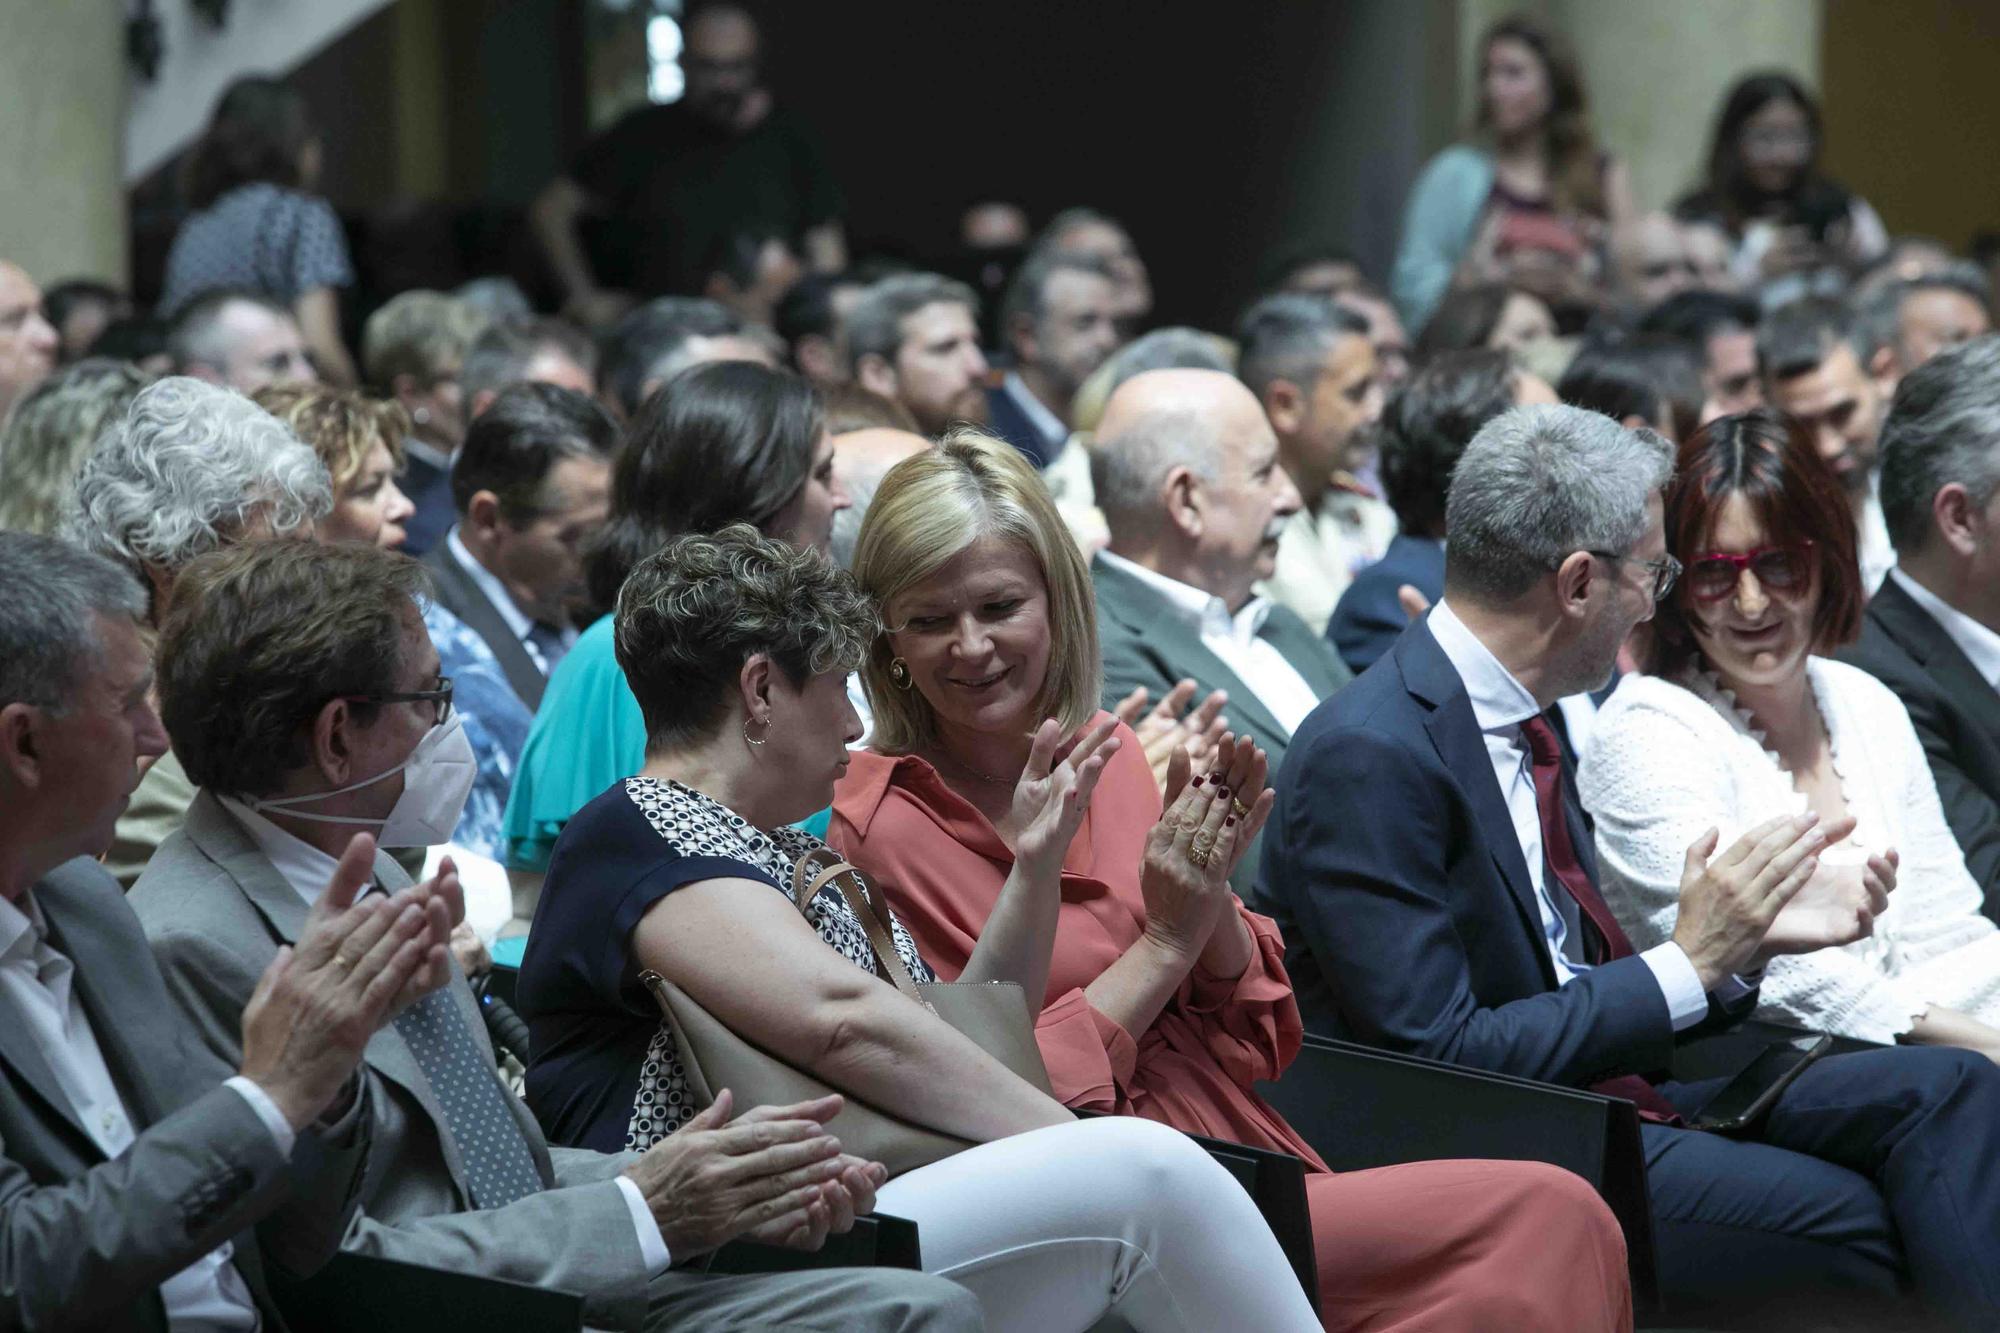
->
xmin=875 ymin=1116 xmax=1319 ymax=1333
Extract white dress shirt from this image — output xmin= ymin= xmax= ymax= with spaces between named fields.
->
xmin=0 ymin=889 xmax=295 ymax=1330
xmin=1859 ymin=482 xmax=1893 ymax=596
xmin=1099 ymin=550 xmax=1325 ymax=737
xmin=1889 ymin=566 xmax=2000 ymax=690
xmin=1427 ymin=601 xmax=1716 ymax=1028
xmin=445 ymin=527 xmax=577 ymax=676
xmin=213 ymin=799 xmax=672 ymax=1274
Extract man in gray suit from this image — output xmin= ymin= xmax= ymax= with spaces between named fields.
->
xmin=422 ymin=382 xmax=618 ymax=709
xmin=1088 ymin=369 xmax=1353 ymax=889
xmin=0 ymin=532 xmax=459 ymax=1330
xmin=129 ymin=539 xmax=979 ymax=1332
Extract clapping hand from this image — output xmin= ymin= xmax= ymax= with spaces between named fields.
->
xmin=1137 ymin=736 xmax=1274 ymax=961
xmin=1113 ymin=681 xmax=1227 ymax=796
xmin=1761 ymin=838 xmax=1896 ymax=962
xmin=238 ymin=833 xmax=454 ymax=1130
xmin=1010 ymin=717 xmax=1120 ymax=880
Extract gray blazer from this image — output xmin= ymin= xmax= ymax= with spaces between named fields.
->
xmin=1093 ymin=554 xmax=1353 ymax=891
xmin=129 ymin=793 xmax=654 ymax=1333
xmin=0 ymin=858 xmax=365 ymax=1332
xmin=422 ymin=537 xmax=548 ymax=709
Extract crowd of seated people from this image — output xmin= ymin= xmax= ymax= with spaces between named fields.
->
xmin=9 ymin=2 xmax=2000 ymax=1328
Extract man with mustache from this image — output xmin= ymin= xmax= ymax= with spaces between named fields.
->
xmin=1087 ymin=368 xmax=1353 ymax=891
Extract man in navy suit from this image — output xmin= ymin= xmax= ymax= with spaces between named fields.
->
xmin=1327 ymin=347 xmax=1554 ymax=674
xmin=1257 ymin=403 xmax=2000 ymax=1327
xmin=984 ymin=249 xmax=1123 ymax=469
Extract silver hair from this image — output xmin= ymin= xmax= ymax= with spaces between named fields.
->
xmin=829 ymin=452 xmax=913 ymax=571
xmin=0 ymin=358 xmax=152 ymax=535
xmin=1090 ymin=398 xmax=1223 ymax=541
xmin=0 ymin=531 xmax=147 ymax=714
xmin=1853 ymin=261 xmax=1995 ymax=364
xmin=63 ymin=376 xmax=332 ymax=576
xmin=1235 ymin=292 xmax=1369 ymax=400
xmin=843 ymin=273 xmax=979 ymax=372
xmin=1879 ymin=334 xmax=2000 ymax=556
xmin=1444 ymin=403 xmax=1673 ymax=604
xmin=1100 ymin=326 xmax=1234 ymax=395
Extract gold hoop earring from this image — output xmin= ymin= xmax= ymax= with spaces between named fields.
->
xmin=888 ymin=658 xmax=913 ymax=690
xmin=742 ymin=716 xmax=770 ymax=748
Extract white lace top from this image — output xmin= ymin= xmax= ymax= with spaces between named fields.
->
xmin=1578 ymin=659 xmax=2000 ymax=1044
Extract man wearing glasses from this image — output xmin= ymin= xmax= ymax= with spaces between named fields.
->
xmin=129 ymin=538 xmax=979 ymax=1333
xmin=1253 ymin=404 xmax=2000 ymax=1327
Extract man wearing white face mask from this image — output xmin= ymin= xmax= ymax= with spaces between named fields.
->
xmin=129 ymin=539 xmax=983 ymax=1333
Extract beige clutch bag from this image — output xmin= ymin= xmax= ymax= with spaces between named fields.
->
xmin=639 ymin=848 xmax=1052 ymax=1177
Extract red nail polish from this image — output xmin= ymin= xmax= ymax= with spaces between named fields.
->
xmin=1217 ymin=786 xmax=1230 ymax=800
xmin=1225 ymin=816 xmax=1237 ymax=827
xmin=1191 ymin=774 xmax=1205 ymax=787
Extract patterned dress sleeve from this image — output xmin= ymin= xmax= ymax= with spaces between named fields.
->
xmin=286 ymin=193 xmax=355 ymax=296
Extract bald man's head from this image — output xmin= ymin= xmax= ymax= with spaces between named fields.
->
xmin=829 ymin=427 xmax=931 ymax=568
xmin=1091 ymin=369 xmax=1300 ymax=607
xmin=0 ymin=262 xmax=59 ymax=418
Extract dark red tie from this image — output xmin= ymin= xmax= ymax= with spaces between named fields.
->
xmin=1519 ymin=713 xmax=1684 ymax=1125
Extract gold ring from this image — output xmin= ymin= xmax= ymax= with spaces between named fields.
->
xmin=1231 ymin=799 xmax=1250 ymax=819
xmin=1186 ymin=846 xmax=1210 ymax=868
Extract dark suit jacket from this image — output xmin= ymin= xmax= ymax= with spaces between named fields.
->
xmin=1094 ymin=553 xmax=1351 ymax=891
xmin=0 ymin=858 xmax=364 ymax=1331
xmin=1327 ymin=534 xmax=1445 ymax=676
xmin=982 ymin=380 xmax=1064 ymax=469
xmin=399 ymin=449 xmax=454 ymax=559
xmin=1251 ymin=616 xmax=1750 ymax=1088
xmin=1840 ymin=573 xmax=2000 ymax=916
xmin=422 ymin=537 xmax=548 ymax=710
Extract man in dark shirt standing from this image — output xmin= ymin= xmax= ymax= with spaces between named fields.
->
xmin=531 ymin=4 xmax=844 ymax=325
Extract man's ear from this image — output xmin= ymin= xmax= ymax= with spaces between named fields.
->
xmin=1262 ymin=378 xmax=1306 ymax=437
xmin=1868 ymin=343 xmax=1901 ymax=398
xmin=1553 ymin=549 xmax=1597 ymax=616
xmin=309 ymin=698 xmax=359 ymax=787
xmin=0 ymin=702 xmax=43 ymax=790
xmin=855 ymin=354 xmax=897 ymax=399
xmin=464 ymin=490 xmax=505 ymax=538
xmin=182 ymin=361 xmax=225 ymax=386
xmin=1008 ymin=313 xmax=1040 ymax=368
xmin=1935 ymin=482 xmax=1980 ymax=557
xmin=1162 ymin=465 xmax=1202 ymax=540
xmin=390 ymin=372 xmax=424 ymax=410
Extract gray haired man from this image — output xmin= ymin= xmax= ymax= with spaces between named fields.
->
xmin=64 ymin=375 xmax=333 ymax=886
xmin=1844 ymin=334 xmax=2000 ymax=911
xmin=0 ymin=530 xmax=458 ymax=1330
xmin=1259 ymin=403 xmax=2000 ymax=1328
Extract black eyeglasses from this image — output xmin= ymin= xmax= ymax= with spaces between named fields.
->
xmin=1579 ymin=550 xmax=1683 ymax=602
xmin=343 ymin=677 xmax=454 ymax=725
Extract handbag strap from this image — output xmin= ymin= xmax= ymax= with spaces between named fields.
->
xmin=789 ymin=849 xmax=932 ymax=1010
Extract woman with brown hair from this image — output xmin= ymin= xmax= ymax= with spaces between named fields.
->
xmin=1582 ymin=409 xmax=2000 ymax=1052
xmin=829 ymin=429 xmax=1634 ymax=1331
xmin=1391 ymin=12 xmax=1633 ymax=334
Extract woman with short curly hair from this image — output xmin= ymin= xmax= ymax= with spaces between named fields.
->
xmin=518 ymin=523 xmax=1322 ymax=1332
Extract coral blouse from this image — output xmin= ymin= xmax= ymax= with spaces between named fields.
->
xmin=829 ymin=716 xmax=1328 ymax=1170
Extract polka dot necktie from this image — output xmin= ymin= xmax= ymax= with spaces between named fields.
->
xmin=392 ymin=981 xmax=545 ymax=1209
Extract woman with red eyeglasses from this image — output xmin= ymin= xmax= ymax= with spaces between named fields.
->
xmin=1579 ymin=409 xmax=2000 ymax=1053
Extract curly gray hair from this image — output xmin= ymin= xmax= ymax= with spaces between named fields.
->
xmin=63 ymin=376 xmax=332 ymax=580
xmin=614 ymin=523 xmax=877 ymax=752
xmin=1445 ymin=403 xmax=1673 ymax=604
xmin=0 ymin=358 xmax=152 ymax=536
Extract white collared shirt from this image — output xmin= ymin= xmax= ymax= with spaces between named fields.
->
xmin=1427 ymin=601 xmax=1714 ymax=1029
xmin=1889 ymin=566 xmax=2000 ymax=691
xmin=445 ymin=527 xmax=576 ymax=676
xmin=1099 ymin=550 xmax=1325 ymax=737
xmin=0 ymin=889 xmax=294 ymax=1330
xmin=999 ymin=371 xmax=1069 ymax=463
xmin=1860 ymin=481 xmax=1893 ymax=596
xmin=212 ymin=799 xmax=671 ymax=1274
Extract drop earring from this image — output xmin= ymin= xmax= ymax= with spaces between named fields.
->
xmin=888 ymin=658 xmax=912 ymax=690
